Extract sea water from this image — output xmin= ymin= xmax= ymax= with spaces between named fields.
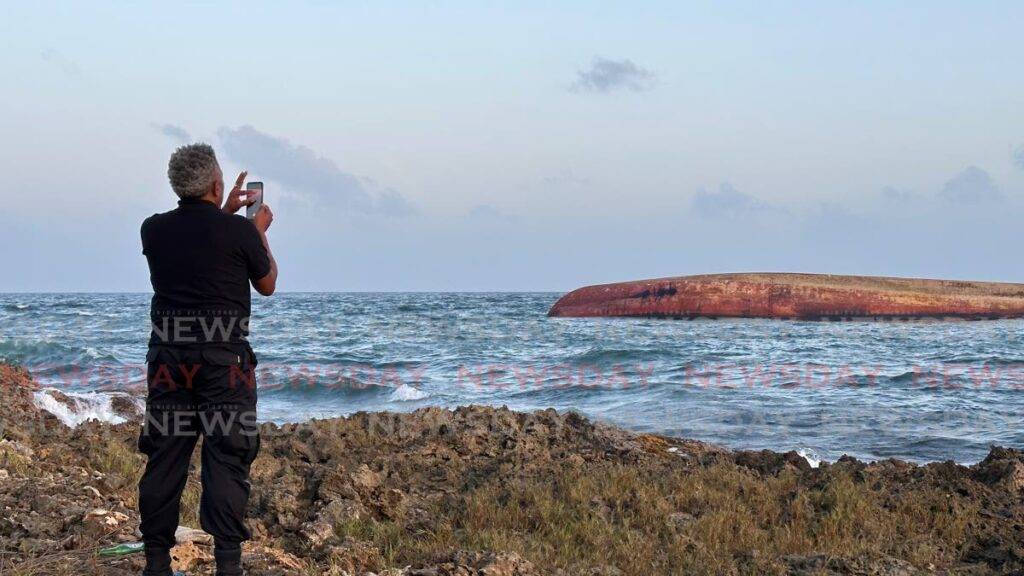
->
xmin=1 ymin=292 xmax=1022 ymax=464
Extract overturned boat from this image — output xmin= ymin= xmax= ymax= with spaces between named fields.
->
xmin=548 ymin=273 xmax=1024 ymax=320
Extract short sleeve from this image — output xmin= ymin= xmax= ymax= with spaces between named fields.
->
xmin=238 ymin=218 xmax=271 ymax=281
xmin=140 ymin=216 xmax=153 ymax=255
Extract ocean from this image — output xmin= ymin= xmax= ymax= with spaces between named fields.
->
xmin=1 ymin=292 xmax=1022 ymax=465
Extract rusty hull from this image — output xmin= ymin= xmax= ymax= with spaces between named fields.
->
xmin=547 ymin=273 xmax=1024 ymax=320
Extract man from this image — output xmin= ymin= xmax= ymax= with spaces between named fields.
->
xmin=139 ymin=143 xmax=278 ymax=576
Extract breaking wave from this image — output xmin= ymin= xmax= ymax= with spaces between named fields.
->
xmin=32 ymin=389 xmax=143 ymax=427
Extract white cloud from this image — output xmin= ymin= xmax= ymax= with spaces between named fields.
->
xmin=571 ymin=57 xmax=655 ymax=93
xmin=217 ymin=125 xmax=413 ymax=216
xmin=938 ymin=166 xmax=1001 ymax=204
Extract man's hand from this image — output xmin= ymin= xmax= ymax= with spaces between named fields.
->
xmin=253 ymin=204 xmax=274 ymax=233
xmin=223 ymin=171 xmax=256 ymax=214
xmin=252 ymin=203 xmax=278 ymax=296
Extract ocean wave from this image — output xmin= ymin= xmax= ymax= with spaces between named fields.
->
xmin=32 ymin=389 xmax=143 ymax=427
xmin=389 ymin=384 xmax=430 ymax=401
xmin=501 ymin=381 xmax=631 ymax=404
xmin=888 ymin=371 xmax=917 ymax=384
xmin=260 ymin=379 xmax=433 ymax=403
xmin=3 ymin=303 xmax=32 ymax=312
xmin=886 ymin=366 xmax=1024 ymax=389
xmin=796 ymin=448 xmax=824 ymax=468
xmin=0 ymin=339 xmax=122 ymax=371
xmin=258 ymin=379 xmax=395 ymax=397
xmin=568 ymin=347 xmax=666 ymax=365
xmin=51 ymin=300 xmax=92 ymax=309
xmin=919 ymin=352 xmax=1024 ymax=365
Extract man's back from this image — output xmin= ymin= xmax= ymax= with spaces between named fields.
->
xmin=142 ymin=197 xmax=270 ymax=346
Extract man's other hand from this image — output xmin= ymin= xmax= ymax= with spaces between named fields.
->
xmin=223 ymin=171 xmax=255 ymax=214
xmin=253 ymin=204 xmax=274 ymax=233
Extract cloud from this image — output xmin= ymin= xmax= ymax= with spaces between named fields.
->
xmin=571 ymin=57 xmax=655 ymax=93
xmin=153 ymin=123 xmax=192 ymax=144
xmin=938 ymin=166 xmax=1001 ymax=204
xmin=216 ymin=125 xmax=413 ymax=216
xmin=881 ymin=185 xmax=913 ymax=201
xmin=692 ymin=182 xmax=769 ymax=218
xmin=1013 ymin=145 xmax=1024 ymax=170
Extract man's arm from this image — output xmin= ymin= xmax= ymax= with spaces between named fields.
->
xmin=251 ymin=204 xmax=277 ymax=296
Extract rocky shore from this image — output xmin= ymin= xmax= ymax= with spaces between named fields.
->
xmin=1 ymin=362 xmax=1022 ymax=575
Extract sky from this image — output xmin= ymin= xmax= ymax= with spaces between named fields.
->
xmin=1 ymin=1 xmax=1023 ymax=292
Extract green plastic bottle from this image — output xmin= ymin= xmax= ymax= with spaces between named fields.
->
xmin=98 ymin=541 xmax=145 ymax=556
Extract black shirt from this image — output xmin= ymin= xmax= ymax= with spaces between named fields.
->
xmin=142 ymin=197 xmax=271 ymax=346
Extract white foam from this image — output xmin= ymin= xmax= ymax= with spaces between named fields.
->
xmin=388 ymin=384 xmax=430 ymax=402
xmin=32 ymin=389 xmax=142 ymax=427
xmin=796 ymin=448 xmax=823 ymax=468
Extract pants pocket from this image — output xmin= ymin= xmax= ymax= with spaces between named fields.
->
xmin=243 ymin=432 xmax=261 ymax=465
xmin=207 ymin=422 xmax=260 ymax=466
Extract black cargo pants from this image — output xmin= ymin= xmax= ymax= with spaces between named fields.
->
xmin=138 ymin=345 xmax=260 ymax=553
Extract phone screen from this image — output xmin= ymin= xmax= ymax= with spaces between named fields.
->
xmin=245 ymin=182 xmax=263 ymax=220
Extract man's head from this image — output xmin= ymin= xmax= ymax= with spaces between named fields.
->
xmin=167 ymin=143 xmax=225 ymax=205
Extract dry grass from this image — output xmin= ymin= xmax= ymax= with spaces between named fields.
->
xmin=0 ymin=522 xmax=134 ymax=576
xmin=0 ymin=437 xmax=206 ymax=576
xmin=0 ymin=445 xmax=32 ymax=476
xmin=333 ymin=462 xmax=978 ymax=575
xmin=83 ymin=434 xmax=203 ymax=527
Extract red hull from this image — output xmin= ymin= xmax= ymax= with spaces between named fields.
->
xmin=548 ymin=273 xmax=1024 ymax=320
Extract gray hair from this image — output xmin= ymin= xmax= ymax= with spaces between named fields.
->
xmin=167 ymin=143 xmax=220 ymax=199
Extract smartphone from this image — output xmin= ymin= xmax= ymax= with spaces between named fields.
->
xmin=245 ymin=182 xmax=263 ymax=220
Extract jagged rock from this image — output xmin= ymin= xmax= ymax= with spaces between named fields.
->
xmin=110 ymin=395 xmax=143 ymax=420
xmin=4 ymin=362 xmax=1024 ymax=574
xmin=83 ymin=508 xmax=130 ymax=534
xmin=373 ymin=488 xmax=405 ymax=520
xmin=320 ymin=466 xmax=361 ymax=501
xmin=319 ymin=498 xmax=368 ymax=525
xmin=247 ymin=543 xmax=307 ymax=572
xmin=0 ymin=439 xmax=36 ymax=459
xmin=734 ymin=449 xmax=812 ymax=475
xmin=93 ymin=472 xmax=130 ymax=493
xmin=974 ymin=446 xmax=1024 ymax=491
xmin=82 ymin=485 xmax=102 ymax=499
xmin=171 ymin=541 xmax=213 ymax=572
xmin=351 ymin=464 xmax=383 ymax=496
xmin=299 ymin=519 xmax=336 ymax=551
xmin=0 ymin=364 xmax=66 ymax=442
